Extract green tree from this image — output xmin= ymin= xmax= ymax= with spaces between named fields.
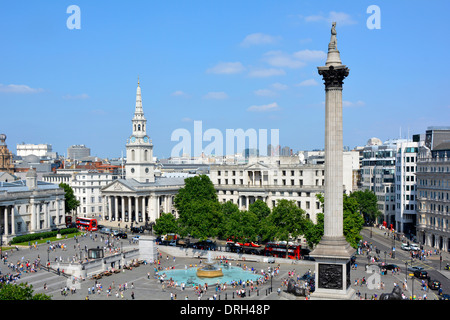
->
xmin=173 ymin=175 xmax=217 ymax=215
xmin=349 ymin=189 xmax=381 ymax=224
xmin=153 ymin=212 xmax=179 ymax=236
xmin=264 ymin=199 xmax=306 ymax=242
xmin=0 ymin=283 xmax=51 ymax=300
xmin=174 ymin=175 xmax=223 ymax=240
xmin=343 ymin=194 xmax=365 ymax=247
xmin=307 ymin=193 xmax=364 ymax=248
xmin=303 ymin=212 xmax=324 ymax=248
xmin=248 ymin=199 xmax=271 ymax=241
xmin=59 ymin=183 xmax=80 ymax=214
xmin=221 ymin=201 xmax=258 ymax=242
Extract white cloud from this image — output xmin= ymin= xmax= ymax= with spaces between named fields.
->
xmin=293 ymin=49 xmax=327 ymax=61
xmin=247 ymin=102 xmax=280 ymax=112
xmin=203 ymin=91 xmax=228 ymax=100
xmin=254 ymin=89 xmax=277 ymax=97
xmin=62 ymin=93 xmax=89 ymax=100
xmin=262 ymin=50 xmax=305 ymax=69
xmin=343 ymin=100 xmax=365 ymax=107
xmin=206 ymin=62 xmax=245 ymax=75
xmin=296 ymin=79 xmax=319 ymax=87
xmin=241 ymin=33 xmax=280 ymax=47
xmin=181 ymin=117 xmax=193 ymax=122
xmin=0 ymin=84 xmax=43 ymax=94
xmin=171 ymin=90 xmax=186 ymax=96
xmin=302 ymin=11 xmax=357 ymax=26
xmin=248 ymin=68 xmax=286 ymax=78
xmin=271 ymin=82 xmax=288 ymax=90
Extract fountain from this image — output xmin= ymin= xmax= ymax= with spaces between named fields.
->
xmin=196 ymin=252 xmax=223 ymax=278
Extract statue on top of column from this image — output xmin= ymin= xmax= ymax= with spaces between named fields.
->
xmin=328 ymin=22 xmax=337 ymax=51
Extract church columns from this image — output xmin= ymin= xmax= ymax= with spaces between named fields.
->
xmin=11 ymin=205 xmax=16 ymax=235
xmin=142 ymin=196 xmax=146 ymax=222
xmin=3 ymin=206 xmax=8 ymax=236
xmin=114 ymin=196 xmax=119 ymax=221
xmin=31 ymin=202 xmax=36 ymax=231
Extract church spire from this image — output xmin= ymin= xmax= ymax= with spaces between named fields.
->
xmin=135 ymin=77 xmax=144 ymax=116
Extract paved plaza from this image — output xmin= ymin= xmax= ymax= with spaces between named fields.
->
xmin=1 ymin=229 xmax=449 ymax=301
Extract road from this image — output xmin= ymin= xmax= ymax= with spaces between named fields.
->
xmin=360 ymin=227 xmax=450 ymax=298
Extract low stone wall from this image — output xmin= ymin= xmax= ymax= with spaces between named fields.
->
xmin=156 ymin=245 xmax=314 ymax=266
xmin=51 ymin=248 xmax=141 ymax=279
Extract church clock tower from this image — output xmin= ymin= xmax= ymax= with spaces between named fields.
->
xmin=125 ymin=79 xmax=155 ymax=183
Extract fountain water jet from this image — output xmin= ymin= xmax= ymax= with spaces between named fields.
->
xmin=196 ymin=252 xmax=223 ymax=278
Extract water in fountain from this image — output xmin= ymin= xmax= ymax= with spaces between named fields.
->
xmin=197 ymin=251 xmax=223 ymax=278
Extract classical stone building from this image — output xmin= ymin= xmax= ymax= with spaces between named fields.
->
xmin=0 ymin=168 xmax=66 ymax=244
xmin=100 ymin=82 xmax=185 ymax=227
xmin=416 ymin=127 xmax=450 ymax=252
xmin=210 ymin=154 xmax=357 ymax=223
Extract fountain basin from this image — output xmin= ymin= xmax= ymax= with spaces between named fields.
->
xmin=197 ymin=267 xmax=223 ymax=278
xmin=162 ymin=266 xmax=261 ymax=286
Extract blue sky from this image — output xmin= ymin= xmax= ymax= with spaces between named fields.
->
xmin=0 ymin=0 xmax=449 ymax=159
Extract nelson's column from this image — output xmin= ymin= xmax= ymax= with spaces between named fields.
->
xmin=310 ymin=22 xmax=356 ymax=300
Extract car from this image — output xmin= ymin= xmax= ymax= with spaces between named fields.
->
xmin=116 ymin=232 xmax=128 ymax=239
xmin=401 ymin=243 xmax=411 ymax=251
xmin=99 ymin=227 xmax=111 ymax=235
xmin=302 ymin=255 xmax=315 ymax=261
xmin=414 ymin=270 xmax=428 ymax=279
xmin=131 ymin=226 xmax=145 ymax=233
xmin=428 ymin=279 xmax=441 ymax=290
xmin=410 ymin=244 xmax=420 ymax=251
xmin=379 ymin=264 xmax=400 ymax=271
xmin=439 ymin=294 xmax=450 ymax=300
xmin=407 ymin=266 xmax=424 ymax=272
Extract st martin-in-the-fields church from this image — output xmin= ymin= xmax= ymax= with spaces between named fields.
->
xmin=100 ymin=81 xmax=185 ymax=227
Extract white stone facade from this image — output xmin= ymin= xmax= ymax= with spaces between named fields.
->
xmin=210 ymin=155 xmax=356 ymax=223
xmin=0 ymin=169 xmax=66 ymax=244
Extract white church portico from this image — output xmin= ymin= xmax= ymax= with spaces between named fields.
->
xmin=101 ymin=81 xmax=185 ymax=229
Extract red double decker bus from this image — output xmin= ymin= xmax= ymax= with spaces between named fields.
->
xmin=76 ymin=217 xmax=98 ymax=231
xmin=264 ymin=242 xmax=301 ymax=260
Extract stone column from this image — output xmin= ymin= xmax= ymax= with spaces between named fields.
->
xmin=31 ymin=202 xmax=36 ymax=231
xmin=114 ymin=196 xmax=119 ymax=221
xmin=310 ymin=22 xmax=355 ymax=300
xmin=120 ymin=196 xmax=125 ymax=222
xmin=107 ymin=196 xmax=112 ymax=220
xmin=44 ymin=202 xmax=48 ymax=229
xmin=135 ymin=196 xmax=139 ymax=222
xmin=11 ymin=205 xmax=16 ymax=236
xmin=4 ymin=206 xmax=8 ymax=236
xmin=127 ymin=196 xmax=132 ymax=222
xmin=142 ymin=196 xmax=146 ymax=221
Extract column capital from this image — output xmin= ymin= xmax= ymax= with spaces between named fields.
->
xmin=318 ymin=65 xmax=349 ymax=89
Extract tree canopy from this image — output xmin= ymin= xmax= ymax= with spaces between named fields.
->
xmin=59 ymin=183 xmax=80 ymax=214
xmin=349 ymin=189 xmax=381 ymax=224
xmin=0 ymin=283 xmax=51 ymax=300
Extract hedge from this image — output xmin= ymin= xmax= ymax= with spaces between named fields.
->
xmin=10 ymin=228 xmax=79 ymax=245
